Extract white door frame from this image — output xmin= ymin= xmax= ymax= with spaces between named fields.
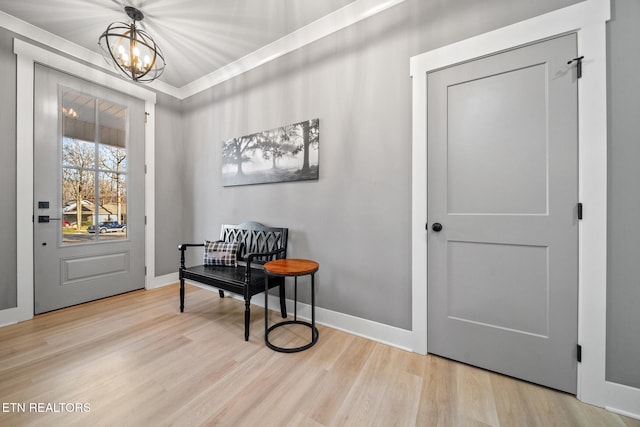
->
xmin=411 ymin=0 xmax=638 ymax=418
xmin=13 ymin=39 xmax=157 ymax=322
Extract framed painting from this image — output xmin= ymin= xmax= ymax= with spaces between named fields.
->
xmin=222 ymin=119 xmax=319 ymax=186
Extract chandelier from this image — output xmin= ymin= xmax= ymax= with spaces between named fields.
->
xmin=98 ymin=6 xmax=166 ymax=83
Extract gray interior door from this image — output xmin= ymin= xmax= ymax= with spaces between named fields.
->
xmin=34 ymin=64 xmax=145 ymax=314
xmin=426 ymin=34 xmax=579 ymax=393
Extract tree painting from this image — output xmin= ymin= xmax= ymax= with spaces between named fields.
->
xmin=221 ymin=119 xmax=319 ymax=186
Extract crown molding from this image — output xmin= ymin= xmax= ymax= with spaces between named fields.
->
xmin=0 ymin=10 xmax=105 ymax=70
xmin=176 ymin=0 xmax=406 ymax=99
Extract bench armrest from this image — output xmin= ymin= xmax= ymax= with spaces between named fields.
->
xmin=178 ymin=243 xmax=205 ymax=250
xmin=245 ymin=247 xmax=287 ymax=281
xmin=178 ymin=243 xmax=205 ymax=269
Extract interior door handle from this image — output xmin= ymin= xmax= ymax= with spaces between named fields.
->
xmin=431 ymin=222 xmax=443 ymax=232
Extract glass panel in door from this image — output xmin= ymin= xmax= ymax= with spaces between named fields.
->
xmin=60 ymin=93 xmax=129 ymax=243
xmin=61 ymin=91 xmax=96 ymax=243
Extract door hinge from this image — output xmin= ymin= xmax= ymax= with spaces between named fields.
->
xmin=144 ymin=111 xmax=150 ymax=124
xmin=577 ymin=203 xmax=583 ymax=220
xmin=145 ymin=216 xmax=147 ymax=225
xmin=577 ymin=344 xmax=582 ymax=363
xmin=568 ymin=56 xmax=584 ymax=79
xmin=145 ymin=266 xmax=147 ymax=276
xmin=145 ymin=164 xmax=147 ymax=174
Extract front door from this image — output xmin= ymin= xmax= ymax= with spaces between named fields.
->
xmin=427 ymin=34 xmax=579 ymax=393
xmin=34 ymin=64 xmax=146 ymax=314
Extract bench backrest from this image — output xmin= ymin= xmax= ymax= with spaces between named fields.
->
xmin=220 ymin=221 xmax=288 ymax=265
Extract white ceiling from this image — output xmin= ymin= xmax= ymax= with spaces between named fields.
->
xmin=0 ymin=0 xmax=358 ymax=89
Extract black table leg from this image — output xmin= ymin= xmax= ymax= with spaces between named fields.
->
xmin=264 ymin=274 xmax=269 ymax=341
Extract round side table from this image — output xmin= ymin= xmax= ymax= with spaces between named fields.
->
xmin=264 ymin=259 xmax=319 ymax=353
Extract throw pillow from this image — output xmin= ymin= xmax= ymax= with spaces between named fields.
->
xmin=203 ymin=240 xmax=240 ymax=267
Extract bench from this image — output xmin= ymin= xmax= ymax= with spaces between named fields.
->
xmin=179 ymin=221 xmax=289 ymax=341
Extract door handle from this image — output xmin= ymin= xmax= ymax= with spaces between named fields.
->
xmin=38 ymin=216 xmax=61 ymax=223
xmin=431 ymin=222 xmax=443 ymax=232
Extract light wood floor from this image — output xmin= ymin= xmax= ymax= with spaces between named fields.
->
xmin=0 ymin=284 xmax=638 ymax=427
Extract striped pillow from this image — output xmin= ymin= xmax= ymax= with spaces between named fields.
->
xmin=203 ymin=240 xmax=240 ymax=267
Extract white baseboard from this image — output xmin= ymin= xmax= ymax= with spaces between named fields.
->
xmin=268 ymin=295 xmax=413 ymax=351
xmin=606 ymin=406 xmax=640 ymax=422
xmin=147 ymin=272 xmax=179 ymax=289
xmin=182 ymin=281 xmax=413 ymax=352
xmin=604 ymin=381 xmax=640 ymax=421
xmin=0 ymin=307 xmax=18 ymax=327
xmin=274 ymin=295 xmax=413 ymax=352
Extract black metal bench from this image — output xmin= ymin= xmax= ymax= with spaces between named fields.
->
xmin=178 ymin=221 xmax=288 ymax=341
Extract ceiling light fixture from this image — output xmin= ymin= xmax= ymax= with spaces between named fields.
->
xmin=62 ymin=107 xmax=78 ymax=119
xmin=98 ymin=6 xmax=166 ymax=83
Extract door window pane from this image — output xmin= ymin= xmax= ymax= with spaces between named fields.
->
xmin=99 ymin=144 xmax=127 ymax=171
xmin=62 ymin=91 xmax=96 ymax=143
xmin=62 ymin=166 xmax=96 ymax=243
xmin=62 ymin=139 xmax=95 ymax=168
xmin=97 ymin=172 xmax=127 ymax=239
xmin=99 ymin=99 xmax=127 ymax=170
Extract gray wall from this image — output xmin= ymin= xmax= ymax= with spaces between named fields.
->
xmin=606 ymin=0 xmax=640 ymax=389
xmin=181 ymin=0 xmax=579 ymax=330
xmin=0 ymin=27 xmax=17 ymax=310
xmin=154 ymin=92 xmax=184 ymax=276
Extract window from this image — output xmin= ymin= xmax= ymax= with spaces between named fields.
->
xmin=61 ymin=91 xmax=128 ymax=244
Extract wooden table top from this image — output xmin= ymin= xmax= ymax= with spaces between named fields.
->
xmin=264 ymin=259 xmax=319 ymax=276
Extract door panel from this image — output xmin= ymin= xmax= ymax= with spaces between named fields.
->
xmin=427 ymin=34 xmax=578 ymax=393
xmin=447 ymin=63 xmax=548 ymax=215
xmin=447 ymin=241 xmax=549 ymax=337
xmin=34 ymin=64 xmax=145 ymax=314
xmin=62 ymin=252 xmax=130 ymax=284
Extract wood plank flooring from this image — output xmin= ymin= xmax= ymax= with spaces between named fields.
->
xmin=0 ymin=283 xmax=638 ymax=427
